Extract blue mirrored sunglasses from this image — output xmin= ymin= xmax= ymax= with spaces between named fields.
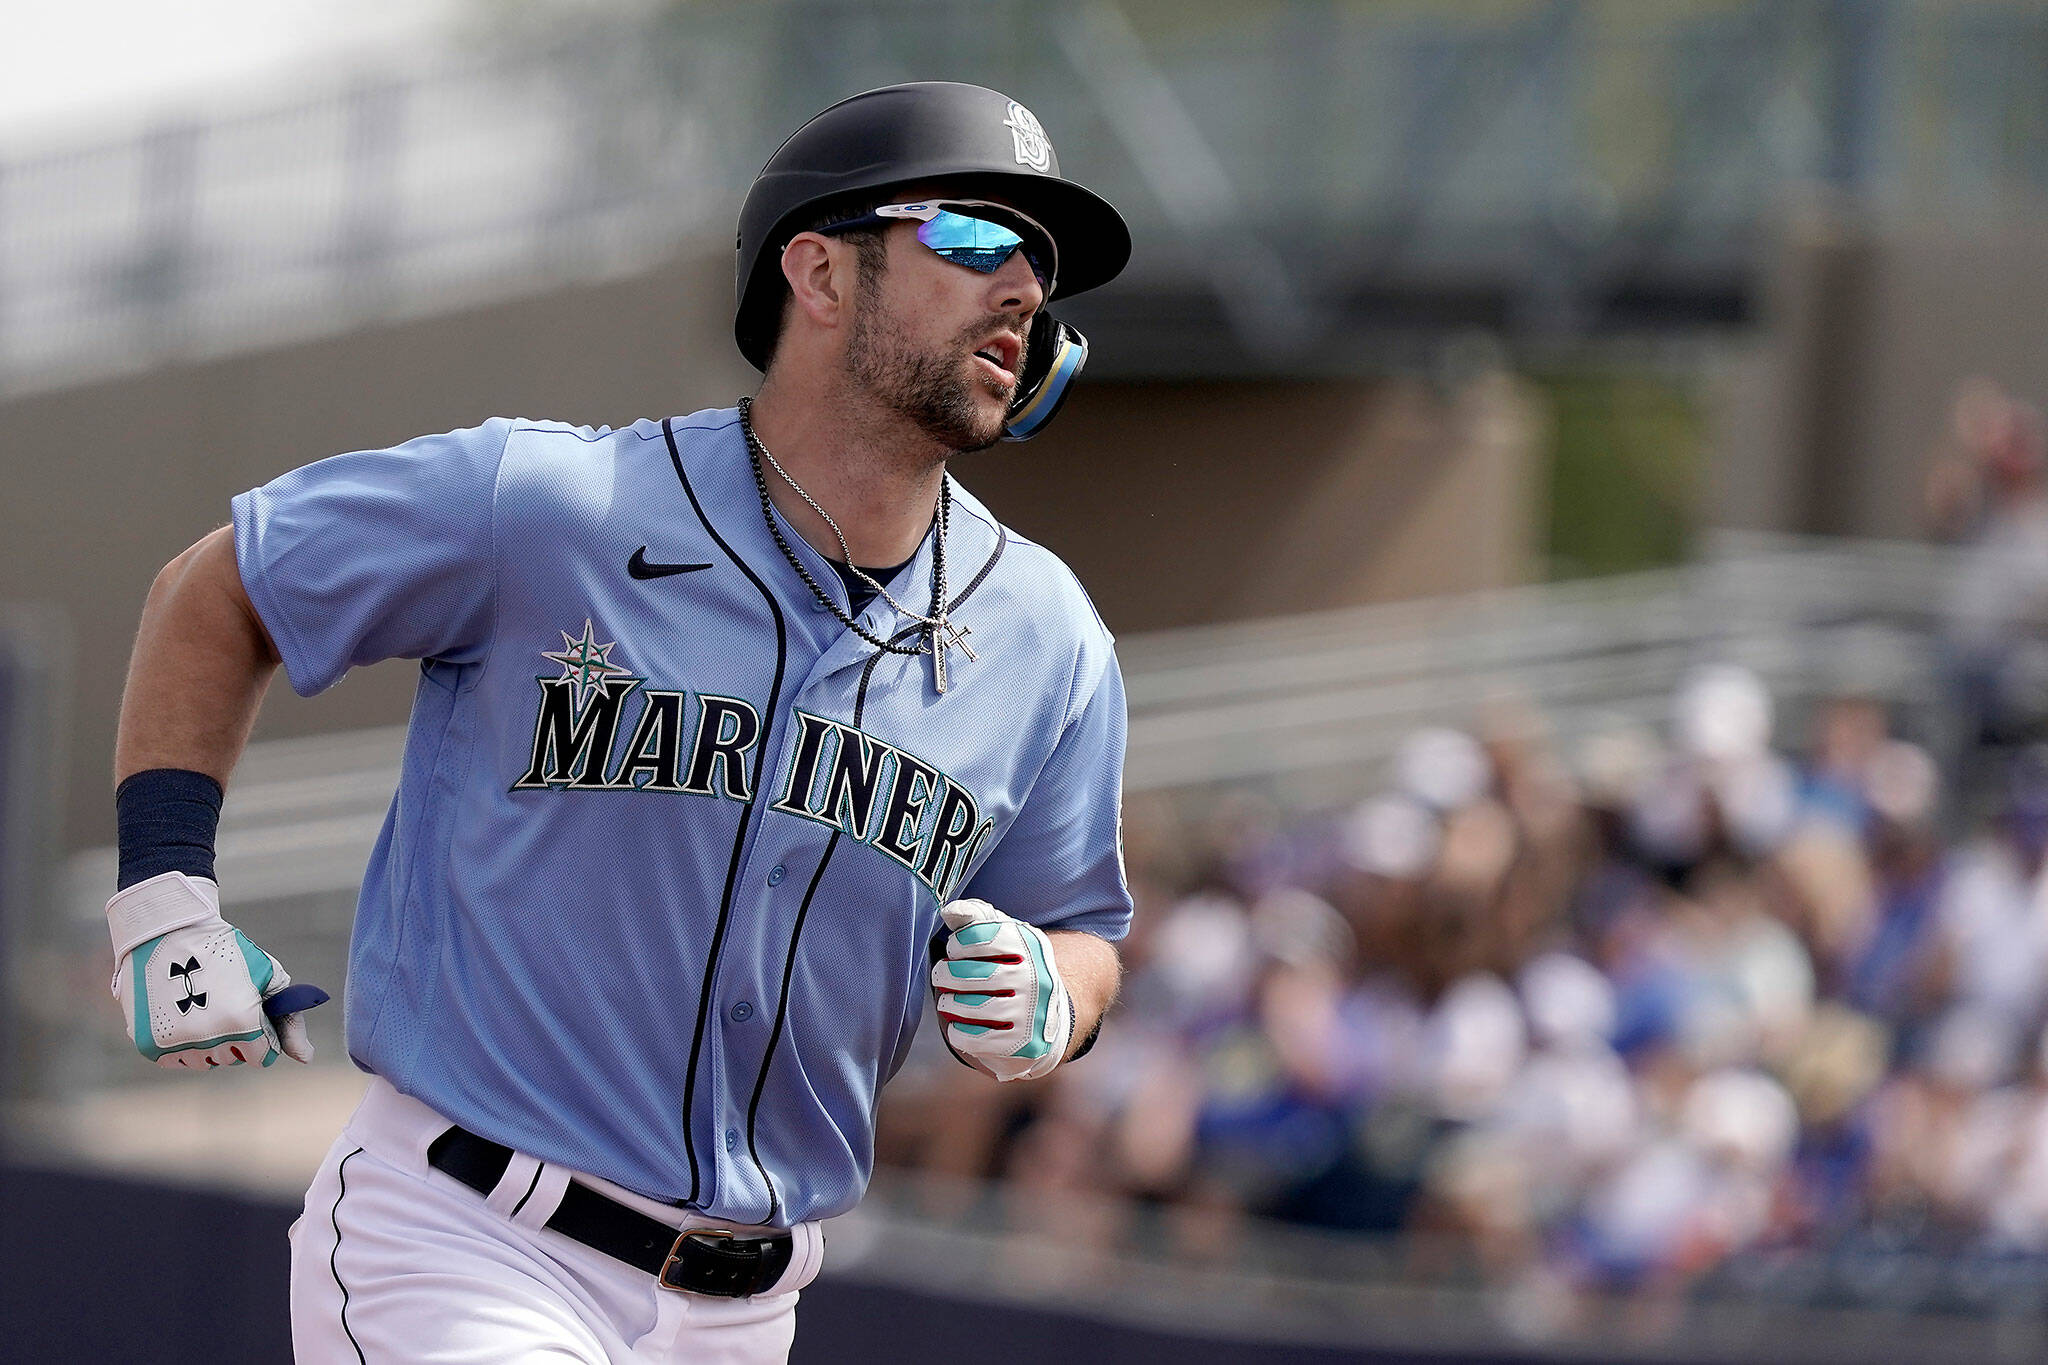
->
xmin=831 ymin=200 xmax=1057 ymax=290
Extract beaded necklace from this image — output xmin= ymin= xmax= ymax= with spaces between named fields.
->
xmin=737 ymin=396 xmax=975 ymax=692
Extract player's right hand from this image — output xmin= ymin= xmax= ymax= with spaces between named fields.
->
xmin=107 ymin=870 xmax=321 ymax=1069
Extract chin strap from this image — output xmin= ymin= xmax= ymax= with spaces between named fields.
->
xmin=1002 ymin=313 xmax=1089 ymax=442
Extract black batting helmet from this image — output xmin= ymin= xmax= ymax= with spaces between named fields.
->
xmin=734 ymin=81 xmax=1131 ymax=374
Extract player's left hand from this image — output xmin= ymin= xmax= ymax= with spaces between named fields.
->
xmin=930 ymin=899 xmax=1074 ymax=1083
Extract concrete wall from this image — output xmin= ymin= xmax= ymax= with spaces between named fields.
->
xmin=970 ymin=369 xmax=1543 ymax=632
xmin=2 ymin=245 xmax=1538 ymax=853
xmin=1712 ymin=203 xmax=2048 ymax=539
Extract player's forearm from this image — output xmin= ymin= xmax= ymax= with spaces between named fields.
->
xmin=115 ymin=526 xmax=281 ymax=787
xmin=1046 ymin=929 xmax=1120 ymax=1060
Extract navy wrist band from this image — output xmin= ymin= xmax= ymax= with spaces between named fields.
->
xmin=1069 ymin=1013 xmax=1103 ymax=1062
xmin=115 ymin=767 xmax=225 ymax=890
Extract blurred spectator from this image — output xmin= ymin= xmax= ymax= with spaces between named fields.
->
xmin=1926 ymin=379 xmax=2048 ymax=756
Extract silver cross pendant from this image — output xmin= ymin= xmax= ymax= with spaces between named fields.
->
xmin=931 ymin=617 xmax=976 ymax=694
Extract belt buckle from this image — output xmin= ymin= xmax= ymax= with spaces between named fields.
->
xmin=659 ymin=1227 xmax=743 ymax=1296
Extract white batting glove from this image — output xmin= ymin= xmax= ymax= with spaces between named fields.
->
xmin=930 ymin=899 xmax=1074 ymax=1083
xmin=107 ymin=871 xmax=315 ymax=1069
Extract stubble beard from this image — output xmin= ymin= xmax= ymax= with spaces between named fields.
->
xmin=847 ymin=291 xmax=1023 ymax=456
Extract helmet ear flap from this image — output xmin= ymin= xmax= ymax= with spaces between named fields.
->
xmin=1002 ymin=312 xmax=1088 ymax=442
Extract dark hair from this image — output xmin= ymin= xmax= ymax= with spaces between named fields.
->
xmin=762 ymin=200 xmax=892 ymax=371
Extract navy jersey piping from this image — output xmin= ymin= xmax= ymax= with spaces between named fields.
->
xmin=743 ymin=835 xmax=840 ymax=1226
xmin=737 ymin=519 xmax=1008 ymax=1223
xmin=661 ymin=416 xmax=789 ymax=1208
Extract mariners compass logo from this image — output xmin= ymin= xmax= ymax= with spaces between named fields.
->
xmin=1004 ymin=100 xmax=1051 ymax=172
xmin=542 ymin=619 xmax=632 ymax=706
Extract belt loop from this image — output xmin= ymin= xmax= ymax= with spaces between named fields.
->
xmin=788 ymin=1221 xmax=825 ymax=1294
xmin=509 ymin=1163 xmax=573 ymax=1232
xmin=758 ymin=1226 xmax=804 ymax=1297
xmin=483 ymin=1153 xmax=543 ymax=1220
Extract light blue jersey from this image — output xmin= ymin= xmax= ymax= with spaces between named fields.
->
xmin=231 ymin=408 xmax=1131 ymax=1225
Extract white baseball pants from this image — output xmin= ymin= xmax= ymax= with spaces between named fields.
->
xmin=289 ymin=1077 xmax=824 ymax=1363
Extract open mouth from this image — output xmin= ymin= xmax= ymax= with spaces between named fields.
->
xmin=971 ymin=333 xmax=1021 ymax=383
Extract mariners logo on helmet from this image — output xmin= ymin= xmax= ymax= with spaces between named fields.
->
xmin=1004 ymin=100 xmax=1052 ymax=172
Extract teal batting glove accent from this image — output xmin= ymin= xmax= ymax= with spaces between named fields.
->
xmin=949 ymin=959 xmax=1000 ymax=981
xmin=129 ymin=932 xmax=168 ymax=1061
xmin=952 ymin=1022 xmax=996 ymax=1036
xmin=177 ymin=1028 xmax=272 ymax=1060
xmin=954 ymin=923 xmax=1003 ymax=946
xmin=952 ymin=993 xmax=992 ymax=1007
xmin=235 ymin=930 xmax=276 ymax=995
xmin=1009 ymin=926 xmax=1057 ymax=1061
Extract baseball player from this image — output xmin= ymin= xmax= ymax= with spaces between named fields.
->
xmin=107 ymin=82 xmax=1133 ymax=1363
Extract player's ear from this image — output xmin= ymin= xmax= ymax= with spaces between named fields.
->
xmin=780 ymin=234 xmax=850 ymax=330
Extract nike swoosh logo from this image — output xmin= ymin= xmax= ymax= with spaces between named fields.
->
xmin=628 ymin=547 xmax=713 ymax=579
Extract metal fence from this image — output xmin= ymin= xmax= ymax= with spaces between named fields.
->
xmin=0 ymin=38 xmax=736 ymax=397
xmin=1119 ymin=529 xmax=1958 ymax=804
xmin=11 ymin=1 xmax=2048 ymax=396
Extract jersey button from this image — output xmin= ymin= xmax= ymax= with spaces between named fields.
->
xmin=767 ymin=864 xmax=786 ymax=886
xmin=730 ymin=1000 xmax=754 ymax=1022
xmin=725 ymin=1128 xmax=739 ymax=1153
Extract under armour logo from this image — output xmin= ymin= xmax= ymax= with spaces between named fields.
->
xmin=168 ymin=957 xmax=208 ymax=1014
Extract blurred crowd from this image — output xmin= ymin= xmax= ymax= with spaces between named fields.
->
xmin=878 ymin=661 xmax=2048 ymax=1311
xmin=868 ymin=373 xmax=2048 ymax=1319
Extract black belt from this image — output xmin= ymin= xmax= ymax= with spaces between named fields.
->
xmin=425 ymin=1126 xmax=794 ymax=1298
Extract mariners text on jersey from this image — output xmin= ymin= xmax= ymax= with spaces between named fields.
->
xmin=230 ymin=409 xmax=1131 ymax=1228
xmin=510 ymin=652 xmax=996 ymax=906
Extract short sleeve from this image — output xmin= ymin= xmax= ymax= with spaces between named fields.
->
xmin=231 ymin=420 xmax=510 ymax=697
xmin=964 ymin=651 xmax=1133 ymax=941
